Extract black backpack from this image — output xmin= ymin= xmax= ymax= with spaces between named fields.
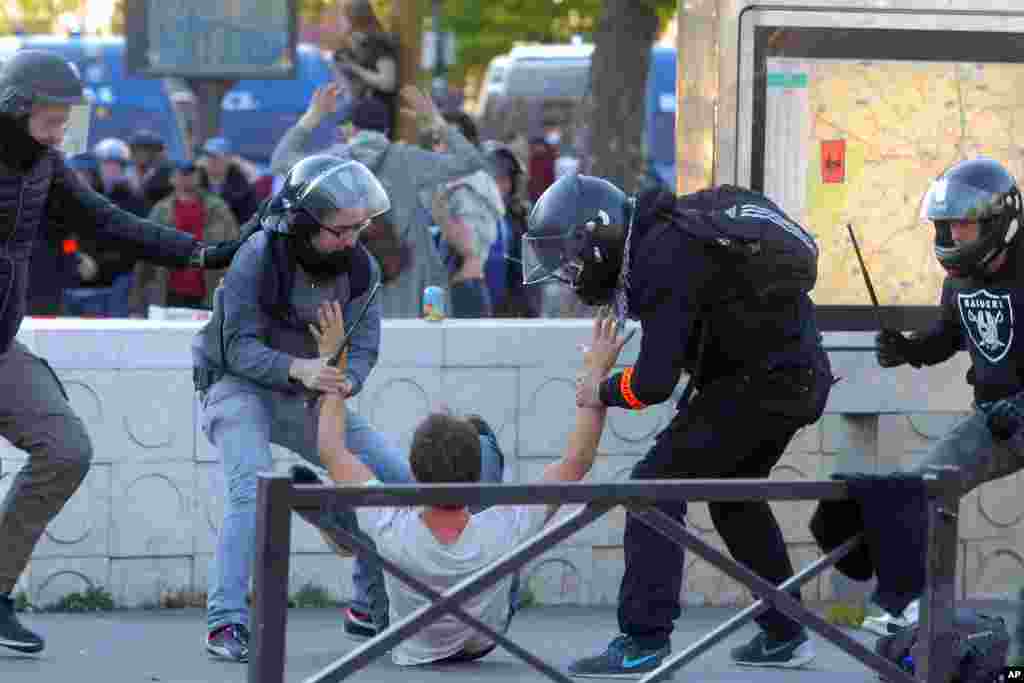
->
xmin=668 ymin=184 xmax=820 ymax=301
xmin=874 ymin=608 xmax=1009 ymax=683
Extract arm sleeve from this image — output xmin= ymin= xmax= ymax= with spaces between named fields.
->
xmin=269 ymin=123 xmax=315 ymax=176
xmin=907 ymin=278 xmax=965 ymax=366
xmin=220 ymin=237 xmax=295 ymax=389
xmin=402 ymin=125 xmax=486 ymax=189
xmin=599 ymin=235 xmax=710 ymax=409
xmin=341 ymin=253 xmax=382 ymax=397
xmin=47 ymin=156 xmax=197 ymax=267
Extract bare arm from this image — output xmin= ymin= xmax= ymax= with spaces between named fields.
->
xmin=540 ymin=313 xmax=632 ymax=518
xmin=318 ymin=393 xmax=374 ymax=484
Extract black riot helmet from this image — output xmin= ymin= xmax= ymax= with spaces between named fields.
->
xmin=0 ymin=49 xmax=86 ymax=118
xmin=922 ymin=157 xmax=1022 ymax=277
xmin=262 ymin=154 xmax=390 ymax=234
xmin=522 ymin=173 xmax=635 ymax=305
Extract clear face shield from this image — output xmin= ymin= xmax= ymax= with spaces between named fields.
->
xmin=60 ymin=102 xmax=91 ymax=156
xmin=298 ymin=160 xmax=391 ymax=226
xmin=521 ymin=227 xmax=588 ymax=286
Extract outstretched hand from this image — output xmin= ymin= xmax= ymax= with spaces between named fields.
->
xmin=575 ymin=309 xmax=637 ymax=408
xmin=309 ymin=301 xmax=348 ymax=372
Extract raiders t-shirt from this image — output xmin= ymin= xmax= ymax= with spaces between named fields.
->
xmin=916 ymin=245 xmax=1024 ymax=402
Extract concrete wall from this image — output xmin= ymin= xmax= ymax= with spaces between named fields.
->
xmin=2 ymin=319 xmax=1020 ymax=608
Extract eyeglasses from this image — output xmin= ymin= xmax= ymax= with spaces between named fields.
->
xmin=320 ymin=218 xmax=372 ymax=239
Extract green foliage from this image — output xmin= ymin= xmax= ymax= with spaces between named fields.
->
xmin=288 ymin=582 xmax=340 ymax=609
xmin=824 ymin=601 xmax=867 ymax=627
xmin=46 ymin=586 xmax=115 ymax=613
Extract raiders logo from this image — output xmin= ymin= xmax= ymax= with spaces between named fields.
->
xmin=958 ymin=289 xmax=1014 ymax=363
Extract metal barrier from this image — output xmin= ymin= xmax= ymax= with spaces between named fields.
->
xmin=250 ymin=466 xmax=962 ymax=683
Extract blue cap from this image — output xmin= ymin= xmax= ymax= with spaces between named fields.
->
xmin=129 ymin=129 xmax=165 ymax=148
xmin=173 ymin=159 xmax=197 ymax=174
xmin=202 ymin=136 xmax=231 ymax=157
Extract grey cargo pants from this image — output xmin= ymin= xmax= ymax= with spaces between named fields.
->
xmin=0 ymin=342 xmax=92 ymax=594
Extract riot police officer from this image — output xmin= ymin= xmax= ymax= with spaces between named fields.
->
xmin=191 ymin=155 xmax=411 ymax=662
xmin=0 ymin=49 xmax=239 ymax=654
xmin=522 ymin=175 xmax=833 ymax=676
xmin=877 ymin=157 xmax=1024 ymax=512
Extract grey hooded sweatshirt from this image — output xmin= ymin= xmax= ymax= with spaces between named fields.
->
xmin=270 ymin=125 xmax=485 ymax=318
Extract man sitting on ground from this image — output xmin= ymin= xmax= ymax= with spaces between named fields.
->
xmin=310 ymin=305 xmax=631 ymax=665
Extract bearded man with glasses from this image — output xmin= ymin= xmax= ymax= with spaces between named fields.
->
xmin=190 ymin=155 xmax=411 ymax=662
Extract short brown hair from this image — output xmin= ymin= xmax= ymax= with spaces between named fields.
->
xmin=409 ymin=413 xmax=481 ymax=486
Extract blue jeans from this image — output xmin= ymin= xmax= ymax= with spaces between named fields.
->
xmin=200 ymin=378 xmax=412 ymax=631
xmin=61 ymin=272 xmax=134 ymax=317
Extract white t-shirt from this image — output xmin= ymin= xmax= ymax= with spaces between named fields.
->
xmin=357 ymin=493 xmax=548 ymax=666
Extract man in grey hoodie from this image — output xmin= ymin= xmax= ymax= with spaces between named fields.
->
xmin=191 ymin=157 xmax=410 ymax=662
xmin=270 ymin=84 xmax=486 ymax=318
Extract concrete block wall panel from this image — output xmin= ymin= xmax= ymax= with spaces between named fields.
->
xmin=0 ymin=321 xmax=1006 ymax=606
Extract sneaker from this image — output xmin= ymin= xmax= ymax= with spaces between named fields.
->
xmin=344 ymin=606 xmax=379 ymax=640
xmin=0 ymin=594 xmax=44 ymax=654
xmin=862 ymin=599 xmax=919 ymax=636
xmin=731 ymin=630 xmax=816 ymax=668
xmin=568 ymin=634 xmax=670 ymax=679
xmin=206 ymin=623 xmax=250 ymax=662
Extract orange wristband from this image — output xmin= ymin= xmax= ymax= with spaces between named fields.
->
xmin=620 ymin=368 xmax=647 ymax=410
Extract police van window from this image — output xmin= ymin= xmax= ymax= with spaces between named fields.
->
xmin=505 ymin=58 xmax=591 ymax=98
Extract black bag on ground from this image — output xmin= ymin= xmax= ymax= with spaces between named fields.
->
xmin=874 ymin=608 xmax=1009 ymax=683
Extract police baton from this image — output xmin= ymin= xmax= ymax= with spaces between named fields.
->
xmin=846 ymin=224 xmax=886 ymax=330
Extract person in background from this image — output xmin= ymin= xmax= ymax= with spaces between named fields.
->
xmin=61 ymin=140 xmax=146 ymax=317
xmin=427 ymin=111 xmax=503 ymax=318
xmin=270 ymin=83 xmax=486 ymax=319
xmin=483 ymin=142 xmax=539 ymax=318
xmin=130 ymin=160 xmax=239 ymax=314
xmin=334 ymin=0 xmax=399 ymax=138
xmin=197 ymin=136 xmax=260 ymax=225
xmin=128 ymin=128 xmax=174 ymax=211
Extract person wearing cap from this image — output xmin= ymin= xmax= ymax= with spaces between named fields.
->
xmin=130 ymin=160 xmax=240 ymax=314
xmin=190 ymin=156 xmax=412 ymax=661
xmin=61 ymin=140 xmax=147 ymax=317
xmin=197 ymin=136 xmax=260 ymax=225
xmin=0 ymin=49 xmax=244 ymax=655
xmin=270 ymin=83 xmax=486 ymax=318
xmin=129 ymin=128 xmax=174 ymax=210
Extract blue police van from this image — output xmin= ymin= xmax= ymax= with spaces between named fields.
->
xmin=218 ymin=43 xmax=337 ymax=169
xmin=0 ymin=34 xmax=189 ymax=162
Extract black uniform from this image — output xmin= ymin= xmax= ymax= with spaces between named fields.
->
xmin=598 ymin=189 xmax=833 ymax=648
xmin=904 ymin=243 xmax=1024 ymax=404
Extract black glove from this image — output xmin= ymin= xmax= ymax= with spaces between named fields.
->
xmin=986 ymin=393 xmax=1024 ymax=441
xmin=290 ymin=464 xmax=324 ymax=484
xmin=875 ymin=329 xmax=920 ymax=368
xmin=189 ymin=216 xmax=263 ymax=269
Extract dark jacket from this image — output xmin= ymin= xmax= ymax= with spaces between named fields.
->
xmin=0 ymin=114 xmax=198 ymax=352
xmin=199 ymin=164 xmax=260 ymax=226
xmin=598 ymin=187 xmax=831 ymax=416
xmin=902 ymin=240 xmax=1024 ymax=403
xmin=74 ymin=180 xmax=149 ymax=288
xmin=139 ymin=160 xmax=174 ymax=211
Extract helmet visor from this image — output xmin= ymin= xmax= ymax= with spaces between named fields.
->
xmin=297 ymin=160 xmax=391 ymax=227
xmin=60 ymin=103 xmax=91 ymax=156
xmin=921 ymin=177 xmax=1009 ymax=222
xmin=522 ymin=229 xmax=587 ymax=286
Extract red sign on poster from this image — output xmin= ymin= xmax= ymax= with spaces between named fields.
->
xmin=821 ymin=140 xmax=846 ymax=184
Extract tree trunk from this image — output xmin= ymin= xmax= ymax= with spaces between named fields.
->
xmin=586 ymin=0 xmax=660 ymax=194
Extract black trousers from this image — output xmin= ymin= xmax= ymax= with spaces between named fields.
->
xmin=618 ymin=363 xmax=831 ymax=648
